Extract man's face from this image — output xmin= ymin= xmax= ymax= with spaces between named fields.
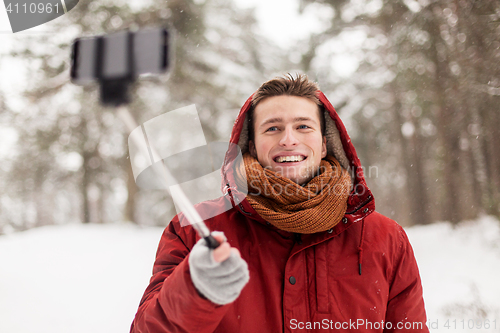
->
xmin=249 ymin=95 xmax=327 ymax=185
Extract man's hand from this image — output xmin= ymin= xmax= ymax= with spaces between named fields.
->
xmin=189 ymin=232 xmax=250 ymax=305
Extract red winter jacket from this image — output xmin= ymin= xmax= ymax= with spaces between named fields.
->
xmin=130 ymin=92 xmax=429 ymax=333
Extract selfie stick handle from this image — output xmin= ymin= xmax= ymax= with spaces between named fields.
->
xmin=116 ymin=106 xmax=220 ymax=249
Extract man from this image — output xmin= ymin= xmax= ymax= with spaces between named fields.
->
xmin=130 ymin=74 xmax=429 ymax=332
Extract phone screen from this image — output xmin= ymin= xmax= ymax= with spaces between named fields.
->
xmin=70 ymin=28 xmax=169 ymax=84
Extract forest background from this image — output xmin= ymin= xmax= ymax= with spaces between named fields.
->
xmin=1 ymin=0 xmax=499 ymax=233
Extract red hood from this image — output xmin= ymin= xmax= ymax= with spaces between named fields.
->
xmin=221 ymin=91 xmax=375 ymax=225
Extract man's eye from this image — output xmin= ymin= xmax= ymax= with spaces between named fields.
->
xmin=266 ymin=126 xmax=278 ymax=132
xmin=298 ymin=125 xmax=310 ymax=129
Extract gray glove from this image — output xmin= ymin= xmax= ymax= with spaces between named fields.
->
xmin=189 ymin=233 xmax=250 ymax=305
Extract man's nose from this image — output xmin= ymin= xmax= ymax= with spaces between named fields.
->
xmin=279 ymin=127 xmax=299 ymax=147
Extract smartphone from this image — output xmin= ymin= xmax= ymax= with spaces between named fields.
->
xmin=70 ymin=27 xmax=169 ymax=84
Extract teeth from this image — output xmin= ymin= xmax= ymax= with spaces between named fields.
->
xmin=276 ymin=155 xmax=305 ymax=163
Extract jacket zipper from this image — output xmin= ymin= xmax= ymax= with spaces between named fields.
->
xmin=294 ymin=233 xmax=302 ymax=245
xmin=225 ymin=184 xmax=253 ymax=216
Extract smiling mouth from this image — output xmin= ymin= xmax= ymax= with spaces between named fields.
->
xmin=274 ymin=155 xmax=306 ymax=163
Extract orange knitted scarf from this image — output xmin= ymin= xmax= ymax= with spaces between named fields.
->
xmin=235 ymin=153 xmax=352 ymax=234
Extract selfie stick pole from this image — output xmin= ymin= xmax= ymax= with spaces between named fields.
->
xmin=115 ymin=107 xmax=220 ymax=249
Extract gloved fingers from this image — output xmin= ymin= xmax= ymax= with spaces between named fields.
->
xmin=223 ymin=274 xmax=250 ymax=291
xmin=218 ymin=252 xmax=247 ymax=273
xmin=190 ymin=240 xmax=218 ymax=269
xmin=197 ymin=252 xmax=248 ymax=280
xmin=230 ymin=247 xmax=241 ymax=257
xmin=198 ymin=256 xmax=250 ymax=304
xmin=213 ymin=265 xmax=249 ymax=287
xmin=208 ymin=231 xmax=236 ymax=263
xmin=189 ymin=233 xmax=250 ymax=305
xmin=211 ymin=231 xmax=227 ymax=243
xmin=213 ymin=242 xmax=232 ymax=263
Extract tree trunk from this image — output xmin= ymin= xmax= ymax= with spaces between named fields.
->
xmin=390 ymin=85 xmax=431 ymax=225
xmin=426 ymin=7 xmax=462 ymax=223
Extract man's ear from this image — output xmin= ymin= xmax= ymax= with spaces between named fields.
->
xmin=321 ymin=136 xmax=327 ymax=158
xmin=249 ymin=140 xmax=257 ymax=158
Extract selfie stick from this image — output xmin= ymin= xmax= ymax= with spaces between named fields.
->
xmin=115 ymin=106 xmax=220 ymax=249
xmin=70 ymin=28 xmax=219 ymax=249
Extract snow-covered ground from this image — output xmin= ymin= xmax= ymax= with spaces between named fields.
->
xmin=0 ymin=223 xmax=163 ymax=333
xmin=0 ymin=216 xmax=499 ymax=332
xmin=408 ymin=215 xmax=500 ymax=332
